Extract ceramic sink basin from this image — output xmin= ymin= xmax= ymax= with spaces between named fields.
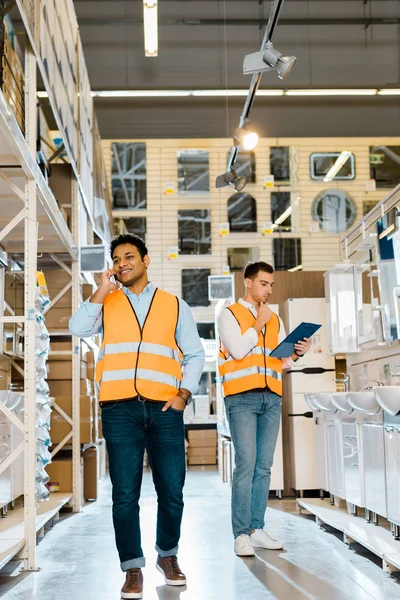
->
xmin=312 ymin=392 xmax=337 ymax=412
xmin=347 ymin=391 xmax=380 ymax=415
xmin=304 ymin=393 xmax=319 ymax=411
xmin=330 ymin=392 xmax=353 ymax=414
xmin=373 ymin=386 xmax=400 ymax=416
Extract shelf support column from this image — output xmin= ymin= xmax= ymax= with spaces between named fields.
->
xmin=71 ymin=178 xmax=82 ymax=512
xmin=22 ymin=37 xmax=38 ymax=571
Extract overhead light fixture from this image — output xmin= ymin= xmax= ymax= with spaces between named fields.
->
xmin=243 ymin=42 xmax=297 ymax=79
xmin=323 ymin=151 xmax=352 ymax=182
xmin=377 ymin=89 xmax=400 ymax=96
xmin=286 ymin=89 xmax=377 ymax=96
xmin=36 ymin=89 xmax=400 ymax=100
xmin=215 ymin=169 xmax=247 ymax=192
xmin=287 ymin=264 xmax=303 ymax=272
xmin=143 ymin=0 xmax=158 ymax=57
xmin=233 ymin=124 xmax=259 ymax=151
xmin=272 ymin=206 xmax=292 ymax=229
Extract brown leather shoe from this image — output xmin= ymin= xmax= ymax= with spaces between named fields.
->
xmin=121 ymin=568 xmax=143 ymax=599
xmin=156 ymin=555 xmax=186 ymax=586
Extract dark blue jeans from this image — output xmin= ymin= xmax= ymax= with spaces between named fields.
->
xmin=101 ymin=399 xmax=186 ymax=571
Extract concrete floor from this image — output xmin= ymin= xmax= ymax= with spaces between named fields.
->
xmin=1 ymin=468 xmax=400 ymax=600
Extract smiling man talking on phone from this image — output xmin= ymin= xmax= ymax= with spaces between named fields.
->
xmin=69 ymin=234 xmax=204 ymax=599
xmin=218 ymin=261 xmax=310 ymax=557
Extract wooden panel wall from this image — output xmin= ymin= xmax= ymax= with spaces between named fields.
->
xmin=103 ymin=136 xmax=400 ymax=323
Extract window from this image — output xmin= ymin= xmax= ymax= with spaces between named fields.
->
xmin=363 ymin=200 xmax=379 ymax=217
xmin=177 ymin=150 xmax=210 ymax=192
xmin=227 ymin=151 xmax=256 ymax=183
xmin=271 ymin=192 xmax=291 ymax=232
xmin=182 ymin=269 xmax=210 ymax=307
xmin=227 ymin=248 xmax=260 ymax=271
xmin=227 ymin=193 xmax=257 ymax=232
xmin=270 ymin=147 xmax=290 ymax=182
xmin=310 ymin=152 xmax=355 ymax=181
xmin=113 ymin=217 xmax=146 ymax=240
xmin=370 ymin=146 xmax=400 ymax=188
xmin=178 ymin=210 xmax=211 ymax=255
xmin=111 ymin=143 xmax=146 ymax=209
xmin=273 ymin=238 xmax=302 ymax=271
xmin=196 ymin=322 xmax=215 ymax=339
xmin=312 ymin=189 xmax=356 ymax=233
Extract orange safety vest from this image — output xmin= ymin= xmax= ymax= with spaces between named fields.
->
xmin=218 ymin=303 xmax=282 ymax=397
xmin=96 ymin=288 xmax=183 ymax=402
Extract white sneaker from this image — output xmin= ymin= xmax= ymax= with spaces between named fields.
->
xmin=250 ymin=529 xmax=283 ymax=550
xmin=234 ymin=534 xmax=256 ymax=556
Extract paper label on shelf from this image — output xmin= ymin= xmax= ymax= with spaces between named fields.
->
xmin=168 ymin=246 xmax=178 ymax=260
xmin=36 ymin=271 xmax=49 ymax=297
xmin=219 ymin=222 xmax=230 ymax=236
xmin=262 ymin=222 xmax=273 ymax=235
xmin=263 ymin=175 xmax=275 ymax=188
xmin=365 ymin=179 xmax=376 ymax=192
xmin=163 ymin=182 xmax=175 ymax=195
xmin=222 ymin=265 xmax=230 ymax=275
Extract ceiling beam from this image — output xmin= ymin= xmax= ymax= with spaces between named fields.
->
xmin=75 ymin=17 xmax=400 ymax=26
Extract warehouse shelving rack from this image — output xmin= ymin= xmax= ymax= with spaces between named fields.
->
xmin=0 ymin=0 xmax=108 ymax=572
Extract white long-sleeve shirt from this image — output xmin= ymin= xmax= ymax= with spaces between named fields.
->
xmin=218 ymin=298 xmax=297 ymax=370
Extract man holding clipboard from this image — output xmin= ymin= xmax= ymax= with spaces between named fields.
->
xmin=218 ymin=261 xmax=312 ymax=557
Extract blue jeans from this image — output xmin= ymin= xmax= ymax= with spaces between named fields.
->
xmin=225 ymin=390 xmax=282 ymax=538
xmin=101 ymin=399 xmax=186 ymax=571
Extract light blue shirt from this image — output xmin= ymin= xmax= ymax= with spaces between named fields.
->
xmin=69 ymin=282 xmax=205 ymax=395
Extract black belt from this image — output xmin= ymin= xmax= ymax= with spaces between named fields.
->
xmin=99 ymin=395 xmax=162 ymax=407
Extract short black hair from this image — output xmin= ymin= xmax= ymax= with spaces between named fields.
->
xmin=244 ymin=261 xmax=274 ymax=280
xmin=110 ymin=234 xmax=148 ymax=260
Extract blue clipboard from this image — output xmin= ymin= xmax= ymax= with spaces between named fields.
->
xmin=269 ymin=322 xmax=321 ymax=358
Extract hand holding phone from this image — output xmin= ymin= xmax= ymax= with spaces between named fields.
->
xmin=101 ymin=269 xmax=121 ymax=293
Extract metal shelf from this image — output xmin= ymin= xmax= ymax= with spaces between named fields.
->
xmin=0 ymin=493 xmax=72 ymax=570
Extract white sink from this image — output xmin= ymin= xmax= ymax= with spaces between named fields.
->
xmin=347 ymin=391 xmax=380 ymax=415
xmin=330 ymin=392 xmax=353 ymax=414
xmin=304 ymin=393 xmax=319 ymax=411
xmin=312 ymin=392 xmax=337 ymax=412
xmin=374 ymin=386 xmax=400 ymax=416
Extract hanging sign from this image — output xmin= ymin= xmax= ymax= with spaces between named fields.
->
xmin=163 ymin=182 xmax=175 ymax=195
xmin=168 ymin=246 xmax=178 ymax=260
xmin=263 ymin=175 xmax=275 ymax=189
xmin=219 ymin=222 xmax=230 ymax=236
xmin=262 ymin=222 xmax=273 ymax=235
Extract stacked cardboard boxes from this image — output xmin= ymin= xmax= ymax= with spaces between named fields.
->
xmin=1 ymin=25 xmax=24 ymax=132
xmin=187 ymin=429 xmax=218 ymax=466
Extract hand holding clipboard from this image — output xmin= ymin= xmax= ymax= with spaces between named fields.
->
xmin=269 ymin=322 xmax=321 ymax=358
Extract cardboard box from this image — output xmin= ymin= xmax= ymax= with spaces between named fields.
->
xmin=47 ymin=287 xmax=72 ymax=308
xmin=47 ymin=360 xmax=87 ymax=380
xmin=83 ymin=446 xmax=98 ymax=501
xmin=82 ymin=283 xmax=95 ymax=302
xmin=44 ymin=307 xmax=71 ymax=330
xmin=50 ymin=395 xmax=94 ymax=444
xmin=43 ymin=269 xmax=72 ymax=289
xmin=187 ymin=446 xmax=217 ymax=457
xmin=49 ymin=341 xmax=91 ymax=362
xmin=187 ymin=429 xmax=217 ymax=448
xmin=49 ymin=378 xmax=93 ymax=397
xmin=187 ymin=456 xmax=217 ymax=466
xmin=46 ymin=457 xmax=72 ymax=492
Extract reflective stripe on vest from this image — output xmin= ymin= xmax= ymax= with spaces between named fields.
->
xmin=218 ymin=302 xmax=282 ymax=397
xmin=96 ymin=288 xmax=182 ymax=402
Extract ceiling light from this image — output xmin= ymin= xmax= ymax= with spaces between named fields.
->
xmin=287 ymin=264 xmax=303 ymax=272
xmin=286 ymin=89 xmax=377 ymax=96
xmin=323 ymin=151 xmax=352 ymax=182
xmin=377 ymin=89 xmax=400 ymax=96
xmin=272 ymin=206 xmax=292 ymax=228
xmin=143 ymin=0 xmax=158 ymax=57
xmin=215 ymin=169 xmax=247 ymax=192
xmin=233 ymin=125 xmax=259 ymax=151
xmin=243 ymin=42 xmax=297 ymax=80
